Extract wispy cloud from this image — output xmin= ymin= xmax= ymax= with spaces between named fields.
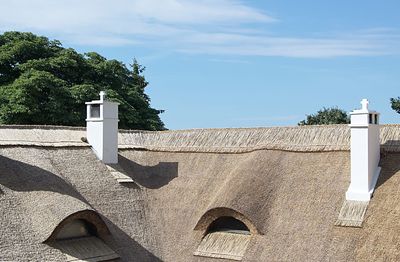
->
xmin=177 ymin=31 xmax=399 ymax=58
xmin=234 ymin=115 xmax=301 ymax=122
xmin=1 ymin=0 xmax=399 ymax=57
xmin=209 ymin=58 xmax=251 ymax=64
xmin=0 ymin=0 xmax=272 ymax=32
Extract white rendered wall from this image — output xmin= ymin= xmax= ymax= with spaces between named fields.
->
xmin=349 ymin=128 xmax=369 ymax=195
xmin=368 ymin=124 xmax=380 ymax=190
xmin=101 ymin=118 xmax=119 ymax=163
xmin=86 ymin=93 xmax=119 ymax=164
xmin=346 ymin=99 xmax=380 ymax=201
xmin=87 ymin=121 xmax=104 ymax=160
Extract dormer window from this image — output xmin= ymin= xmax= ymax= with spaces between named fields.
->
xmin=56 ymin=219 xmax=95 ymax=240
xmin=52 ymin=218 xmax=118 ymax=261
xmin=208 ymin=216 xmax=250 ymax=235
xmin=194 ymin=216 xmax=251 ymax=261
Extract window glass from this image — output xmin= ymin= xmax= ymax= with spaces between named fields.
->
xmin=56 ymin=219 xmax=96 ymax=240
xmin=207 ymin=216 xmax=250 ymax=235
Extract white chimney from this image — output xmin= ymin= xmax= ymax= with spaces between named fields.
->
xmin=346 ymin=99 xmax=381 ymax=201
xmin=85 ymin=91 xmax=119 ymax=164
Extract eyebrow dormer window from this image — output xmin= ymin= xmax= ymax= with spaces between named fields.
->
xmin=208 ymin=216 xmax=250 ymax=235
xmin=194 ymin=216 xmax=251 ymax=261
xmin=53 ymin=219 xmax=118 ymax=261
xmin=56 ymin=219 xmax=95 ymax=240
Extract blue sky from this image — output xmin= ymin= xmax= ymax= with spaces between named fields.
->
xmin=1 ymin=0 xmax=400 ymax=129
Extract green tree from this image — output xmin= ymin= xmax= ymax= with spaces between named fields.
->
xmin=0 ymin=31 xmax=165 ymax=130
xmin=298 ymin=107 xmax=349 ymax=125
xmin=390 ymin=97 xmax=400 ymax=115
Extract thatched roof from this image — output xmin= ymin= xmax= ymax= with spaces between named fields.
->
xmin=2 ymin=124 xmax=400 ymax=151
xmin=1 ymin=124 xmax=400 ymax=261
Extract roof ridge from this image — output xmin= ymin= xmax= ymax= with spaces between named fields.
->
xmin=0 ymin=125 xmax=86 ymax=130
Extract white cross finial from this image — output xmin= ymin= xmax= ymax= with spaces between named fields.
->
xmin=361 ymin=99 xmax=369 ymax=111
xmin=99 ymin=91 xmax=106 ymax=101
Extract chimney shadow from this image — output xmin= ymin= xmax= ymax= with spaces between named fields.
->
xmin=0 ymin=154 xmax=87 ymax=202
xmin=117 ymin=154 xmax=178 ymax=189
xmin=48 ymin=215 xmax=162 ymax=262
xmin=119 ymin=181 xmax=141 ymax=190
xmin=100 ymin=216 xmax=163 ymax=261
xmin=375 ymin=141 xmax=400 ymax=190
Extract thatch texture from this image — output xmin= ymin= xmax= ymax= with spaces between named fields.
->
xmin=0 ymin=125 xmax=87 ymax=147
xmin=115 ymin=149 xmax=353 ymax=261
xmin=119 ymin=125 xmax=351 ymax=152
xmin=335 ymin=200 xmax=369 ymax=227
xmin=0 ymin=147 xmax=99 ymax=244
xmin=119 ymin=124 xmax=400 ymax=153
xmin=0 ymin=124 xmax=399 ymax=152
xmin=53 ymin=236 xmax=119 ymax=261
xmin=194 ymin=232 xmax=250 ymax=260
xmin=106 ymin=164 xmax=134 ymax=183
xmin=1 ymin=125 xmax=400 ymax=261
xmin=380 ymin=124 xmax=400 ymax=152
xmin=0 ymin=146 xmax=161 ymax=261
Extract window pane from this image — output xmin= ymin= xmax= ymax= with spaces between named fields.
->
xmin=56 ymin=220 xmax=92 ymax=240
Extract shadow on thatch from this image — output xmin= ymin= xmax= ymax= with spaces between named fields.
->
xmin=101 ymin=216 xmax=163 ymax=261
xmin=375 ymin=142 xmax=400 ymax=190
xmin=120 ymin=181 xmax=141 ymax=189
xmin=47 ymin=211 xmax=122 ymax=262
xmin=0 ymin=155 xmax=87 ymax=201
xmin=118 ymin=155 xmax=178 ymax=189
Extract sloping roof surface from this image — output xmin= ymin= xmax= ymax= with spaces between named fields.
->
xmin=0 ymin=125 xmax=400 ymax=261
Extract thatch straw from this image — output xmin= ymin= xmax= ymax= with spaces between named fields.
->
xmin=0 ymin=125 xmax=87 ymax=147
xmin=335 ymin=200 xmax=369 ymax=227
xmin=106 ymin=164 xmax=134 ymax=183
xmin=53 ymin=236 xmax=119 ymax=261
xmin=380 ymin=124 xmax=400 ymax=152
xmin=194 ymin=231 xmax=250 ymax=261
xmin=4 ymin=141 xmax=400 ymax=261
xmin=120 ymin=124 xmax=400 ymax=153
xmin=119 ymin=125 xmax=351 ymax=153
xmin=0 ymin=124 xmax=399 ymax=153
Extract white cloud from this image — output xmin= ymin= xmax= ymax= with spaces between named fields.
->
xmin=209 ymin=58 xmax=250 ymax=64
xmin=234 ymin=115 xmax=301 ymax=122
xmin=0 ymin=0 xmax=272 ymax=31
xmin=0 ymin=0 xmax=399 ymax=57
xmin=129 ymin=0 xmax=274 ymax=24
xmin=177 ymin=30 xmax=399 ymax=58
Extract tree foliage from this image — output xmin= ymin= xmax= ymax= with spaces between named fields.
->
xmin=0 ymin=31 xmax=165 ymax=130
xmin=390 ymin=97 xmax=400 ymax=115
xmin=298 ymin=107 xmax=349 ymax=125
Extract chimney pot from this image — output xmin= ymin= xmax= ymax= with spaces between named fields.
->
xmin=99 ymin=91 xmax=106 ymax=102
xmin=360 ymin=98 xmax=369 ymax=111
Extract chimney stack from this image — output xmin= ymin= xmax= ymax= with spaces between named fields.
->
xmin=346 ymin=99 xmax=381 ymax=201
xmin=86 ymin=91 xmax=119 ymax=164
